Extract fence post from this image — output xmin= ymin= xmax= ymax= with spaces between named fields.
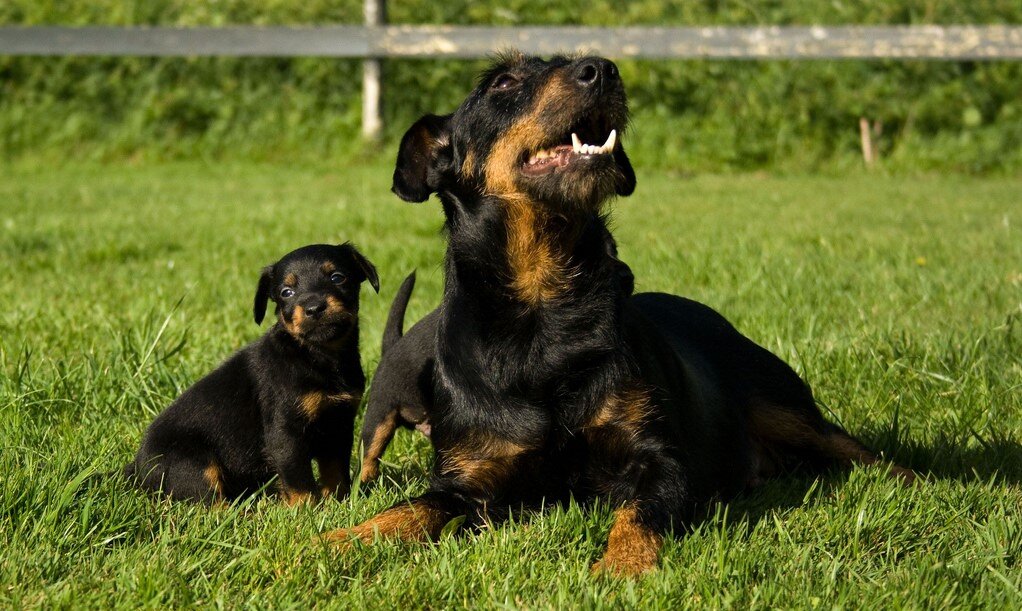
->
xmin=362 ymin=0 xmax=385 ymax=141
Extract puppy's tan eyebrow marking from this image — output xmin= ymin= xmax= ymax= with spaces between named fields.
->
xmin=283 ymin=273 xmax=297 ymax=286
xmin=321 ymin=262 xmax=336 ymax=274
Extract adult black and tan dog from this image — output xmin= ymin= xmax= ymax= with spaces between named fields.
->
xmin=324 ymin=52 xmax=913 ymax=574
xmin=125 ymin=243 xmax=379 ymax=504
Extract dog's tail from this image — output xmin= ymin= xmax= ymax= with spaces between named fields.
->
xmin=382 ymin=271 xmax=416 ymax=355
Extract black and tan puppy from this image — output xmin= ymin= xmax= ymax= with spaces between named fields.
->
xmin=323 ymin=52 xmax=913 ymax=574
xmin=125 ymin=243 xmax=379 ymax=504
xmin=358 ymin=271 xmax=438 ymax=484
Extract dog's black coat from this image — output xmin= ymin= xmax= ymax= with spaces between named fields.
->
xmin=125 ymin=243 xmax=379 ymax=503
xmin=326 ymin=53 xmax=911 ymax=573
xmin=359 ymin=233 xmax=635 ymax=484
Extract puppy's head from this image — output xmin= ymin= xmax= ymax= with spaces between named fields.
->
xmin=253 ymin=243 xmax=379 ymax=346
xmin=392 ymin=51 xmax=635 ymax=215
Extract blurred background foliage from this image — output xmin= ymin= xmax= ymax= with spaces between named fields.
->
xmin=2 ymin=1 xmax=1021 ymax=172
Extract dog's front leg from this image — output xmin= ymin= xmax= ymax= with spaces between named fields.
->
xmin=320 ymin=490 xmax=462 ymax=546
xmin=591 ymin=500 xmax=668 ymax=576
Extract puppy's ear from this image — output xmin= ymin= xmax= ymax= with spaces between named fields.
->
xmin=392 ymin=113 xmax=453 ymax=203
xmin=254 ymin=265 xmax=273 ymax=325
xmin=339 ymin=243 xmax=380 ymax=294
xmin=613 ymin=147 xmax=637 ymax=197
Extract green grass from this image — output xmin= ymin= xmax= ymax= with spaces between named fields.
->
xmin=1 ymin=161 xmax=1020 ymax=608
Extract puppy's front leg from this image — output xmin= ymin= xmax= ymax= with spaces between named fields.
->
xmin=316 ymin=455 xmax=351 ymax=499
xmin=267 ymin=428 xmax=319 ymax=505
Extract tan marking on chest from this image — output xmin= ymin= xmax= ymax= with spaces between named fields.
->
xmin=299 ymin=390 xmax=361 ymax=419
xmin=504 ymin=195 xmax=569 ymax=305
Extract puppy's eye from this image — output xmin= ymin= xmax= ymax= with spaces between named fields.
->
xmin=491 ymin=73 xmax=519 ymax=91
xmin=329 ymin=272 xmax=347 ymax=285
xmin=280 ymin=287 xmax=295 ymax=299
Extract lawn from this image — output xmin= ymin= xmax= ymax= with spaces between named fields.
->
xmin=1 ymin=161 xmax=1020 ymax=608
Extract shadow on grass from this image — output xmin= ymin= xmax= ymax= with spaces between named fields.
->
xmin=702 ymin=428 xmax=1022 ymax=535
xmin=878 ymin=432 xmax=1022 ymax=486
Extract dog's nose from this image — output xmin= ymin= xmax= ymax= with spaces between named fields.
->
xmin=574 ymin=58 xmax=619 ymax=88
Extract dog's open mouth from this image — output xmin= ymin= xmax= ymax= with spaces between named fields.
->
xmin=520 ymin=115 xmax=619 ymax=177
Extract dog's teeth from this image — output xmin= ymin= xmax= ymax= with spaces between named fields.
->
xmin=572 ymin=133 xmax=582 ymax=153
xmin=602 ymin=129 xmax=617 ymax=153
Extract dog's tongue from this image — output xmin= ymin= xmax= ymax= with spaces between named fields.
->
xmin=522 ymin=145 xmax=574 ymax=176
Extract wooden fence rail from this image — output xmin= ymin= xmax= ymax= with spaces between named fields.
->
xmin=2 ymin=23 xmax=1020 ymax=138
xmin=2 ymin=25 xmax=1020 ymax=59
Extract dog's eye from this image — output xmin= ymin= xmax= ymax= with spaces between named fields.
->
xmin=329 ymin=272 xmax=347 ymax=285
xmin=280 ymin=287 xmax=295 ymax=299
xmin=490 ymin=73 xmax=519 ymax=91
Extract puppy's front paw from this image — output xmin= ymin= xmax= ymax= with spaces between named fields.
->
xmin=320 ymin=483 xmax=350 ymax=500
xmin=282 ymin=489 xmax=318 ymax=506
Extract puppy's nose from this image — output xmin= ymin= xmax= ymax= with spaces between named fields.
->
xmin=303 ymin=301 xmax=327 ymax=317
xmin=575 ymin=58 xmax=619 ymax=88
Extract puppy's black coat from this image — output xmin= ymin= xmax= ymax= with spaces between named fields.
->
xmin=324 ymin=52 xmax=913 ymax=575
xmin=125 ymin=243 xmax=379 ymax=504
xmin=359 ymin=271 xmax=438 ymax=484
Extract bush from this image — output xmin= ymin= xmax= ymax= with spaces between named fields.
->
xmin=2 ymin=1 xmax=1020 ymax=171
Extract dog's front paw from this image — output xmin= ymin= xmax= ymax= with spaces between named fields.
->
xmin=318 ymin=527 xmax=360 ymax=549
xmin=591 ymin=551 xmax=657 ymax=577
xmin=592 ymin=507 xmax=662 ymax=577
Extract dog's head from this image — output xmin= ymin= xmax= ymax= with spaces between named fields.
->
xmin=253 ymin=243 xmax=379 ymax=346
xmin=392 ymin=51 xmax=635 ymax=215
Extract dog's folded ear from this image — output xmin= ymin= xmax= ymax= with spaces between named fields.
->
xmin=339 ymin=243 xmax=380 ymax=294
xmin=392 ymin=113 xmax=453 ymax=203
xmin=254 ymin=265 xmax=273 ymax=325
